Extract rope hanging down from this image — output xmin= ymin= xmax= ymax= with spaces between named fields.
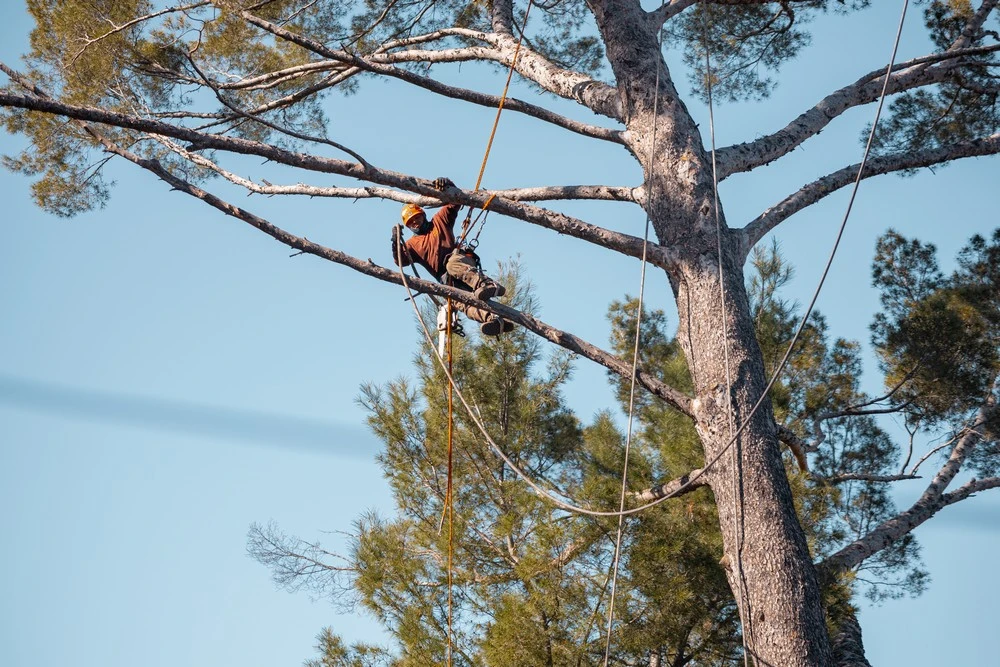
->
xmin=445 ymin=299 xmax=456 ymax=667
xmin=442 ymin=5 xmax=533 ymax=662
xmin=600 ymin=1 xmax=912 ymax=659
xmin=699 ymin=4 xmax=751 ymax=662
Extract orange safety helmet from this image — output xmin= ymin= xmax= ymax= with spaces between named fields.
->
xmin=401 ymin=203 xmax=425 ymax=227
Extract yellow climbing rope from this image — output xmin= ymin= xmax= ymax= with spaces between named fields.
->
xmin=458 ymin=0 xmax=535 ymax=246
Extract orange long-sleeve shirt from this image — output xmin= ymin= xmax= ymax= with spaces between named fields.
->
xmin=399 ymin=203 xmax=462 ymax=280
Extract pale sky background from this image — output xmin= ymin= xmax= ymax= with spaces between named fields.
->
xmin=1 ymin=2 xmax=998 ymax=666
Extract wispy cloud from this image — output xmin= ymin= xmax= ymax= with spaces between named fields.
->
xmin=0 ymin=374 xmax=377 ymax=458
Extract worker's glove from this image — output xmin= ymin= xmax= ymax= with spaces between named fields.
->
xmin=390 ymin=226 xmax=406 ymax=264
xmin=432 ymin=177 xmax=455 ymax=191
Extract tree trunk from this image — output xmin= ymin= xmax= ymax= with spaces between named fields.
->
xmin=831 ymin=609 xmax=873 ymax=667
xmin=587 ymin=0 xmax=834 ymax=663
xmin=671 ymin=239 xmax=832 ymax=667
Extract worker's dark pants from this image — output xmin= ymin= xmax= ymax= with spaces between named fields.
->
xmin=445 ymin=251 xmax=497 ymax=324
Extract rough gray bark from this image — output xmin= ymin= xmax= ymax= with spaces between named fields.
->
xmin=588 ymin=1 xmax=832 ymax=663
xmin=831 ymin=610 xmax=873 ymax=667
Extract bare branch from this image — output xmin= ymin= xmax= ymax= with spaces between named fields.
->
xmin=742 ymin=132 xmax=1000 ymax=251
xmin=816 ymin=402 xmax=913 ymax=421
xmin=718 ymin=45 xmax=1000 ymax=180
xmin=632 ymin=468 xmax=708 ymax=502
xmin=838 ymin=366 xmax=922 ymax=415
xmin=150 ymin=149 xmax=638 ymax=204
xmin=0 ymin=86 xmax=674 ymax=267
xmin=820 ymin=395 xmax=997 ymax=576
xmin=810 ymin=472 xmax=919 ymax=485
xmin=909 ymin=433 xmax=964 ymax=476
xmin=216 ymin=60 xmax=346 ymax=91
xmin=942 ymin=476 xmax=1000 ymax=503
xmin=239 ymin=9 xmax=626 ymax=126
xmin=246 ymin=521 xmax=355 ymax=599
xmin=104 ymin=144 xmax=694 ymax=415
xmin=67 ymin=1 xmax=211 ymax=67
xmin=183 ymin=52 xmax=370 ymax=164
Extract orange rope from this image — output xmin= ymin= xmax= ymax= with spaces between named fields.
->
xmin=444 ymin=6 xmax=534 ymax=660
xmin=446 ymin=297 xmax=455 ymax=667
xmin=471 ymin=0 xmax=534 ymax=193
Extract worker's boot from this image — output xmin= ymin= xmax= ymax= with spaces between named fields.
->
xmin=474 ymin=278 xmax=506 ymax=300
xmin=480 ymin=316 xmax=514 ymax=336
xmin=480 ymin=316 xmax=503 ymax=336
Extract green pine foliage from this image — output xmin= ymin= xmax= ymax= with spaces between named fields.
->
xmin=666 ymin=1 xmax=872 ymax=103
xmin=247 ymin=245 xmax=987 ymax=663
xmin=871 ymin=228 xmax=1000 ymax=468
xmin=869 ymin=1 xmax=1000 ymax=162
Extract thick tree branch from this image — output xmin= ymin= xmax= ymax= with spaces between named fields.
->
xmin=0 ymin=87 xmax=675 ymax=266
xmin=240 ymin=9 xmax=625 ymax=124
xmin=952 ymin=1 xmax=999 ymax=51
xmin=717 ymin=46 xmax=1000 ymax=179
xmin=776 ymin=424 xmax=811 ymax=470
xmin=148 ymin=144 xmax=639 ymax=204
xmin=649 ymin=0 xmax=698 ymax=28
xmin=831 ymin=607 xmax=873 ymax=667
xmin=742 ymin=132 xmax=1000 ymax=250
xmin=491 ymin=0 xmax=514 ymax=34
xmin=74 ymin=131 xmax=694 ymax=415
xmin=150 ymin=167 xmax=693 ymax=414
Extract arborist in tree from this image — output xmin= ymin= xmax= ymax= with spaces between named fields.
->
xmin=391 ymin=177 xmax=514 ymax=337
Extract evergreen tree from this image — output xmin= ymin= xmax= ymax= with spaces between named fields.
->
xmin=248 ymin=240 xmax=983 ymax=664
xmin=6 ymin=2 xmax=1000 ymax=663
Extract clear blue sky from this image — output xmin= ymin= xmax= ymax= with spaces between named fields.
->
xmin=1 ymin=3 xmax=998 ymax=666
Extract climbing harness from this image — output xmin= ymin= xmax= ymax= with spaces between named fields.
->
xmin=458 ymin=192 xmax=499 ymax=252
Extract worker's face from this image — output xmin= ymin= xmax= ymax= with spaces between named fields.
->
xmin=406 ymin=212 xmax=431 ymax=235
